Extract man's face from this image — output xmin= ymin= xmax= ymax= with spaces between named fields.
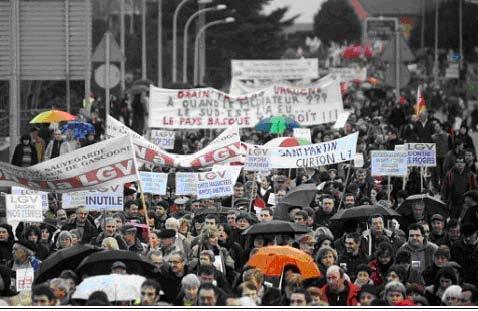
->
xmin=356 ymin=171 xmax=366 ymax=182
xmin=326 ymin=270 xmax=344 ymax=292
xmin=184 ymin=285 xmax=198 ymax=300
xmin=449 ymin=226 xmax=461 ymax=241
xmin=409 ymin=229 xmax=424 ymax=247
xmin=234 ymin=186 xmax=244 ymax=198
xmin=32 ymin=295 xmax=53 ymax=306
xmin=76 ymin=208 xmax=88 ymax=224
xmin=150 ymin=254 xmax=163 ymax=269
xmin=12 ymin=244 xmax=27 ymax=263
xmin=276 ymin=190 xmax=286 ymax=202
xmin=140 ymin=286 xmax=158 ymax=305
xmin=241 ymin=287 xmax=257 ymax=302
xmin=434 ymin=255 xmax=448 ymax=267
xmin=465 ymin=151 xmax=474 ymax=163
xmin=259 ymin=210 xmax=273 ymax=222
xmin=344 ymin=195 xmax=355 ymax=207
xmin=345 ymin=238 xmax=359 ymax=254
xmin=294 ymin=214 xmax=306 ymax=226
xmin=124 ymin=232 xmax=136 ymax=244
xmin=236 ymin=218 xmax=250 ymax=230
xmin=28 ymin=232 xmax=38 ymax=243
xmin=412 ymin=202 xmax=425 ymax=219
xmin=359 ymin=292 xmax=376 ymax=306
xmin=371 ymin=217 xmax=384 ymax=235
xmin=226 ymin=214 xmax=236 ymax=226
xmin=386 ymin=290 xmax=404 ymax=305
xmin=204 ymin=218 xmax=217 ymax=230
xmin=191 ymin=202 xmax=202 ymax=213
xmin=169 ymin=255 xmax=184 ymax=274
xmin=198 ymin=288 xmax=217 ymax=306
xmin=322 ymin=199 xmax=334 ymax=213
xmin=105 ymin=223 xmax=117 ymax=236
xmin=54 ymin=131 xmax=63 ymax=141
xmin=0 ymin=228 xmax=9 ymax=241
xmin=56 ymin=209 xmax=67 ymax=224
xmin=289 ymin=293 xmax=307 ymax=306
xmin=200 ymin=255 xmax=212 ymax=266
xmin=199 ymin=273 xmax=215 ymax=284
xmin=155 ymin=206 xmax=166 ymax=216
xmin=160 ymin=237 xmax=174 ymax=248
xmin=127 ymin=204 xmax=139 ymax=217
xmin=456 ymin=158 xmax=466 ymax=170
xmin=431 ymin=220 xmax=444 ymax=234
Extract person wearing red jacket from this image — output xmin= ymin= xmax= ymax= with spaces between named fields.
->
xmin=319 ymin=265 xmax=359 ymax=306
xmin=384 ymin=281 xmax=415 ymax=306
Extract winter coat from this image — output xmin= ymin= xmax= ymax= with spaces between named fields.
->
xmin=11 ymin=141 xmax=38 ymax=167
xmin=45 ymin=139 xmax=71 ymax=160
xmin=398 ymin=241 xmax=438 ymax=273
xmin=319 ymin=281 xmax=359 ymax=306
xmin=440 ymin=166 xmax=477 ymax=218
xmin=61 ymin=219 xmax=98 ymax=244
xmin=450 ymin=240 xmax=478 ymax=285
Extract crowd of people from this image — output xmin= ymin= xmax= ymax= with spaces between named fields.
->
xmin=2 ymin=46 xmax=478 ymax=306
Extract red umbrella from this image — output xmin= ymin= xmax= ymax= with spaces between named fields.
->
xmin=264 ymin=137 xmax=309 ymax=148
xmin=341 ymin=44 xmax=374 ymax=59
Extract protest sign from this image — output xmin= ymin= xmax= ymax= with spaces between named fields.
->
xmin=106 ymin=115 xmax=179 ymax=166
xmin=293 ymin=128 xmax=312 ymax=144
xmin=332 ymin=110 xmax=351 ymax=129
xmin=269 ymin=132 xmax=358 ymax=168
xmin=150 ymin=129 xmax=175 ymax=150
xmin=148 ymin=78 xmax=343 ymax=129
xmin=231 ymin=59 xmax=319 ymax=80
xmin=11 ymin=186 xmax=48 ymax=211
xmin=196 ymin=170 xmax=237 ymax=199
xmin=394 ymin=144 xmax=406 ymax=151
xmin=62 ymin=184 xmax=124 ymax=211
xmin=267 ymin=193 xmax=276 ymax=205
xmin=371 ymin=150 xmax=408 ymax=176
xmin=16 ymin=268 xmax=34 ymax=292
xmin=244 ymin=146 xmax=271 ymax=172
xmin=6 ymin=194 xmax=43 ymax=223
xmin=354 ymin=153 xmax=364 ymax=168
xmin=406 ymin=143 xmax=436 ymax=167
xmin=139 ymin=172 xmax=168 ymax=195
xmin=0 ymin=135 xmax=139 ymax=193
xmin=328 ymin=67 xmax=367 ymax=83
xmin=175 ymin=172 xmax=197 ymax=195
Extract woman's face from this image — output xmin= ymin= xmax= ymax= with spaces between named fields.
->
xmin=60 ymin=237 xmax=72 ymax=248
xmin=440 ymin=277 xmax=453 ymax=290
xmin=386 ymin=291 xmax=404 ymax=305
xmin=40 ymin=229 xmax=50 ymax=240
xmin=208 ymin=233 xmax=218 ymax=246
xmin=320 ymin=240 xmax=332 ymax=249
xmin=184 ymin=285 xmax=198 ymax=301
xmin=70 ymin=235 xmax=79 ymax=245
xmin=386 ymin=271 xmax=401 ymax=283
xmin=28 ymin=232 xmax=38 ymax=243
xmin=379 ymin=252 xmax=392 ymax=265
xmin=320 ymin=251 xmax=335 ymax=267
xmin=179 ymin=223 xmax=189 ymax=235
xmin=150 ymin=233 xmax=160 ymax=248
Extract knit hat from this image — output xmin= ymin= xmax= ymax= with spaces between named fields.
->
xmin=435 ymin=245 xmax=451 ymax=260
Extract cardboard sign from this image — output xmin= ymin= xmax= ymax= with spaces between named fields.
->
xmin=175 ymin=172 xmax=197 ymax=196
xmin=150 ymin=129 xmax=175 ymax=150
xmin=16 ymin=268 xmax=34 ymax=292
xmin=148 ymin=78 xmax=343 ymax=129
xmin=293 ymin=128 xmax=312 ymax=144
xmin=269 ymin=132 xmax=358 ymax=168
xmin=196 ymin=170 xmax=236 ymax=199
xmin=139 ymin=172 xmax=168 ymax=195
xmin=406 ymin=143 xmax=436 ymax=167
xmin=11 ymin=186 xmax=49 ymax=211
xmin=62 ymin=184 xmax=124 ymax=211
xmin=231 ymin=58 xmax=319 ymax=80
xmin=6 ymin=194 xmax=43 ymax=223
xmin=244 ymin=146 xmax=271 ymax=172
xmin=371 ymin=150 xmax=408 ymax=176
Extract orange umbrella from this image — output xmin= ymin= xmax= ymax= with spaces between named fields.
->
xmin=30 ymin=109 xmax=76 ymax=124
xmin=246 ymin=246 xmax=320 ymax=280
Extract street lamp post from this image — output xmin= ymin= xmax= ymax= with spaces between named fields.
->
xmin=193 ymin=17 xmax=235 ymax=85
xmin=183 ymin=4 xmax=226 ymax=83
xmin=172 ymin=0 xmax=191 ymax=82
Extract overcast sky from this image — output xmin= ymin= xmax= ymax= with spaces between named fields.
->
xmin=262 ymin=0 xmax=327 ymax=23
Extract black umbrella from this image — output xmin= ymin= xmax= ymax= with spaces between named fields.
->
xmin=35 ymin=244 xmax=101 ymax=284
xmin=193 ymin=206 xmax=234 ymax=223
xmin=396 ymin=194 xmax=448 ymax=218
xmin=273 ymin=184 xmax=318 ymax=221
xmin=76 ymin=250 xmax=157 ymax=278
xmin=241 ymin=220 xmax=311 ymax=236
xmin=330 ymin=204 xmax=401 ymax=221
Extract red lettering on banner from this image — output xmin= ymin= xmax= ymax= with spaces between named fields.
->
xmin=180 ymin=118 xmax=202 ymax=126
xmin=190 ymin=142 xmax=242 ymax=168
xmin=177 ymin=90 xmax=210 ymax=99
xmin=77 ymin=159 xmax=135 ymax=187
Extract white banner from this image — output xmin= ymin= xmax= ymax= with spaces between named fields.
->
xmin=293 ymin=128 xmax=312 ymax=144
xmin=332 ymin=110 xmax=352 ymax=129
xmin=406 ymin=143 xmax=437 ymax=167
xmin=269 ymin=132 xmax=359 ymax=168
xmin=0 ymin=135 xmax=139 ymax=193
xmin=231 ymin=59 xmax=319 ymax=80
xmin=139 ymin=171 xmax=168 ymax=195
xmin=196 ymin=170 xmax=236 ymax=199
xmin=106 ymin=115 xmax=179 ymax=166
xmin=244 ymin=146 xmax=271 ymax=172
xmin=11 ymin=186 xmax=49 ymax=211
xmin=62 ymin=184 xmax=124 ymax=211
xmin=150 ymin=129 xmax=175 ymax=150
xmin=175 ymin=172 xmax=197 ymax=196
xmin=148 ymin=78 xmax=343 ymax=129
xmin=371 ymin=150 xmax=408 ymax=176
xmin=6 ymin=194 xmax=43 ymax=223
xmin=327 ymin=67 xmax=367 ymax=83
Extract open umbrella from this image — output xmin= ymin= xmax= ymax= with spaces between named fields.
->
xmin=330 ymin=203 xmax=401 ymax=221
xmin=246 ymin=246 xmax=320 ymax=280
xmin=242 ymin=220 xmax=310 ymax=236
xmin=30 ymin=109 xmax=76 ymax=124
xmin=193 ymin=206 xmax=234 ymax=223
xmin=35 ymin=244 xmax=101 ymax=284
xmin=255 ymin=116 xmax=300 ymax=135
xmin=264 ymin=137 xmax=309 ymax=148
xmin=396 ymin=194 xmax=448 ymax=218
xmin=72 ymin=274 xmax=146 ymax=302
xmin=273 ymin=184 xmax=318 ymax=221
xmin=60 ymin=121 xmax=95 ymax=140
xmin=76 ymin=250 xmax=157 ymax=278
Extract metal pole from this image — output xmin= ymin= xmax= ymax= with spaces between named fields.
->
xmin=120 ymin=0 xmax=126 ymax=93
xmin=85 ymin=0 xmax=92 ymax=118
xmin=421 ymin=0 xmax=425 ymax=51
xmin=65 ymin=0 xmax=71 ymax=113
xmin=105 ymin=33 xmax=111 ymax=119
xmin=395 ymin=22 xmax=400 ymax=103
xmin=459 ymin=0 xmax=463 ymax=69
xmin=141 ymin=0 xmax=147 ymax=80
xmin=434 ymin=0 xmax=439 ymax=85
xmin=9 ymin=0 xmax=20 ymax=159
xmin=198 ymin=1 xmax=206 ymax=85
xmin=157 ymin=0 xmax=163 ymax=87
xmin=172 ymin=0 xmax=191 ymax=82
xmin=387 ymin=176 xmax=391 ymax=201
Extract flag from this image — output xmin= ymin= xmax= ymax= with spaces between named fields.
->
xmin=415 ymin=85 xmax=426 ymax=115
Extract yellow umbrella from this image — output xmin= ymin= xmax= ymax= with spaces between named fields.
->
xmin=30 ymin=109 xmax=76 ymax=124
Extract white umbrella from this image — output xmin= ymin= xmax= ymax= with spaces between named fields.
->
xmin=72 ymin=274 xmax=146 ymax=302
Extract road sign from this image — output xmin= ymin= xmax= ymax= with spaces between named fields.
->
xmin=94 ymin=64 xmax=121 ymax=89
xmin=365 ymin=17 xmax=397 ymax=41
xmin=91 ymin=31 xmax=124 ymax=62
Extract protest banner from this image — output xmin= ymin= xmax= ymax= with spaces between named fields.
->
xmin=175 ymin=172 xmax=198 ymax=196
xmin=11 ymin=186 xmax=48 ymax=211
xmin=196 ymin=170 xmax=238 ymax=199
xmin=293 ymin=128 xmax=312 ymax=144
xmin=332 ymin=110 xmax=351 ymax=129
xmin=371 ymin=150 xmax=408 ymax=176
xmin=150 ymin=129 xmax=175 ymax=150
xmin=269 ymin=132 xmax=358 ymax=169
xmin=231 ymin=59 xmax=319 ymax=80
xmin=62 ymin=184 xmax=124 ymax=211
xmin=16 ymin=268 xmax=34 ymax=292
xmin=6 ymin=194 xmax=43 ymax=223
xmin=180 ymin=125 xmax=243 ymax=168
xmin=0 ymin=135 xmax=139 ymax=193
xmin=106 ymin=115 xmax=179 ymax=166
xmin=327 ymin=67 xmax=367 ymax=83
xmin=139 ymin=172 xmax=168 ymax=195
xmin=244 ymin=146 xmax=271 ymax=172
xmin=406 ymin=143 xmax=436 ymax=167
xmin=148 ymin=78 xmax=343 ymax=129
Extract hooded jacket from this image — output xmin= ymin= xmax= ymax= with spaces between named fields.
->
xmin=398 ymin=240 xmax=438 ymax=273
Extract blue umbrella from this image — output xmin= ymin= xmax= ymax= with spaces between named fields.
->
xmin=61 ymin=121 xmax=95 ymax=139
xmin=255 ymin=115 xmax=300 ymax=135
